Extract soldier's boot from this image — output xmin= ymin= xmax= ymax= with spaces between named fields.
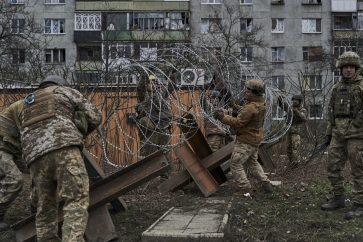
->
xmin=261 ymin=181 xmax=273 ymax=194
xmin=344 ymin=205 xmax=363 ymax=220
xmin=0 ymin=214 xmax=9 ymax=232
xmin=321 ymin=195 xmax=345 ymax=211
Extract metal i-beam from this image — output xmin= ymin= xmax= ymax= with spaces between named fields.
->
xmin=12 ymin=151 xmax=169 ymax=242
xmin=174 ymin=143 xmax=219 ymax=197
xmin=158 ymin=142 xmax=234 ymax=193
xmin=178 ymin=113 xmax=227 ymax=184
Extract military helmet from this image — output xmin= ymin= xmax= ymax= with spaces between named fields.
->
xmin=40 ymin=75 xmax=68 ymax=86
xmin=292 ymin=94 xmax=303 ymax=101
xmin=245 ymin=79 xmax=265 ymax=96
xmin=336 ymin=51 xmax=361 ymax=69
xmin=148 ymin=75 xmax=156 ymax=81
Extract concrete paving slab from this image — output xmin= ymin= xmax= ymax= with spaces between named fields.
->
xmin=142 ymin=199 xmax=229 ymax=242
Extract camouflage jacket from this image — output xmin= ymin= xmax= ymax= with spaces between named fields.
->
xmin=290 ymin=106 xmax=307 ymax=134
xmin=326 ymin=74 xmax=363 ymax=139
xmin=0 ymin=100 xmax=23 ymax=157
xmin=20 ymin=85 xmax=102 ymax=164
xmin=220 ymin=96 xmax=265 ymax=146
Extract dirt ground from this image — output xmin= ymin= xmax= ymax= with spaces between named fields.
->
xmin=1 ymin=152 xmax=363 ymax=242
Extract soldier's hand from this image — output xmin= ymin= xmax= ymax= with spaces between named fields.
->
xmin=213 ymin=110 xmax=225 ymax=120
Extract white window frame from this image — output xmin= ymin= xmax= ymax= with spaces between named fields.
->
xmin=271 ymin=47 xmax=285 ymax=62
xmin=201 ymin=18 xmax=221 ymax=33
xmin=333 ymin=70 xmax=341 ymax=84
xmin=201 ymin=0 xmax=223 ymax=4
xmin=44 ymin=19 xmax=65 ymax=34
xmin=11 ymin=18 xmax=25 ymax=34
xmin=44 ymin=0 xmax=65 ymax=4
xmin=270 ymin=76 xmax=285 ymax=90
xmin=302 ymin=18 xmax=322 ymax=33
xmin=45 ymin=49 xmax=66 ymax=64
xmin=240 ymin=47 xmax=253 ymax=62
xmin=105 ymin=44 xmax=133 ymax=60
xmin=240 ymin=18 xmax=252 ymax=32
xmin=333 ymin=41 xmax=357 ymax=59
xmin=309 ymin=104 xmax=323 ymax=119
xmin=303 ymin=75 xmax=322 ymax=90
xmin=272 ymin=18 xmax=284 ymax=33
xmin=75 ymin=13 xmax=101 ymax=31
xmin=140 ymin=43 xmax=158 ymax=61
xmin=272 ymin=105 xmax=285 ymax=120
xmin=9 ymin=0 xmax=24 ymax=4
xmin=358 ymin=13 xmax=363 ymax=30
xmin=240 ymin=0 xmax=253 ymax=4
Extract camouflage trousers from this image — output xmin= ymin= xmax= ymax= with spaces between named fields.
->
xmin=230 ymin=141 xmax=269 ymax=188
xmin=207 ymin=134 xmax=225 ymax=152
xmin=30 ymin=146 xmax=89 ymax=242
xmin=327 ymin=136 xmax=363 ymax=205
xmin=287 ymin=133 xmax=302 ymax=165
xmin=0 ymin=150 xmax=23 ymax=215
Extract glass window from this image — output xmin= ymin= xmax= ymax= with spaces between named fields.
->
xmin=302 ymin=46 xmax=323 ymax=61
xmin=201 ymin=18 xmax=221 ymax=33
xmin=302 ymin=18 xmax=321 ymax=33
xmin=11 ymin=49 xmax=26 ymax=64
xmin=240 ymin=0 xmax=252 ymax=4
xmin=309 ymin=104 xmax=323 ymax=119
xmin=333 ymin=15 xmax=353 ymax=30
xmin=44 ymin=19 xmax=65 ymax=34
xmin=45 ymin=49 xmax=66 ymax=63
xmin=75 ymin=13 xmax=101 ymax=31
xmin=44 ymin=0 xmax=65 ymax=4
xmin=272 ymin=18 xmax=284 ymax=33
xmin=201 ymin=0 xmax=223 ymax=3
xmin=240 ymin=18 xmax=252 ymax=32
xmin=271 ymin=47 xmax=285 ymax=62
xmin=269 ymin=76 xmax=285 ymax=90
xmin=11 ymin=19 xmax=25 ymax=34
xmin=303 ymin=75 xmax=322 ymax=90
xmin=241 ymin=47 xmax=253 ymax=62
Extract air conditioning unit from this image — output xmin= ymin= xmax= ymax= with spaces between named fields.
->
xmin=181 ymin=69 xmax=205 ymax=86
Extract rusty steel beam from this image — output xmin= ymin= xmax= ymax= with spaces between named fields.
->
xmin=158 ymin=142 xmax=234 ymax=193
xmin=179 ymin=113 xmax=227 ymax=184
xmin=83 ymin=149 xmax=127 ymax=212
xmin=12 ymin=151 xmax=169 ymax=242
xmin=174 ymin=143 xmax=219 ymax=197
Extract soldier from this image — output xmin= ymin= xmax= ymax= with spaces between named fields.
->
xmin=202 ymin=90 xmax=227 ymax=152
xmin=20 ymin=75 xmax=101 ymax=241
xmin=0 ymin=100 xmax=24 ymax=231
xmin=213 ymin=79 xmax=272 ymax=193
xmin=136 ymin=74 xmax=173 ymax=178
xmin=279 ymin=94 xmax=307 ymax=166
xmin=321 ymin=51 xmax=363 ymax=220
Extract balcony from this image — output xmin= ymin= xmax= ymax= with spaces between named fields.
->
xmin=331 ymin=0 xmax=357 ymax=12
xmin=75 ymin=1 xmax=189 ymax=11
xmin=102 ymin=30 xmax=190 ymax=42
xmin=74 ymin=31 xmax=102 ymax=43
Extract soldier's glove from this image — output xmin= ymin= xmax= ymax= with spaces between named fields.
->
xmin=213 ymin=110 xmax=225 ymax=120
xmin=74 ymin=111 xmax=88 ymax=136
xmin=324 ymin=135 xmax=332 ymax=146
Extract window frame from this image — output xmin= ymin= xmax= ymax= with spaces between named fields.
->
xmin=271 ymin=18 xmax=284 ymax=33
xmin=303 ymin=74 xmax=323 ymax=90
xmin=271 ymin=47 xmax=285 ymax=62
xmin=309 ymin=104 xmax=323 ymax=119
xmin=240 ymin=0 xmax=253 ymax=5
xmin=240 ymin=47 xmax=253 ymax=62
xmin=75 ymin=13 xmax=101 ymax=31
xmin=201 ymin=0 xmax=223 ymax=4
xmin=269 ymin=76 xmax=285 ymax=90
xmin=200 ymin=18 xmax=222 ymax=33
xmin=45 ymin=48 xmax=66 ymax=64
xmin=240 ymin=18 xmax=253 ymax=33
xmin=44 ymin=19 xmax=66 ymax=34
xmin=11 ymin=18 xmax=25 ymax=34
xmin=11 ymin=48 xmax=26 ymax=64
xmin=302 ymin=46 xmax=323 ymax=62
xmin=302 ymin=18 xmax=322 ymax=33
xmin=272 ymin=105 xmax=286 ymax=120
xmin=44 ymin=0 xmax=65 ymax=4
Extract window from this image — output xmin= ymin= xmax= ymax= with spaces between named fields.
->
xmin=201 ymin=0 xmax=223 ymax=3
xmin=45 ymin=0 xmax=65 ymax=3
xmin=269 ymin=76 xmax=285 ymax=90
xmin=9 ymin=0 xmax=24 ymax=4
xmin=201 ymin=18 xmax=221 ymax=33
xmin=271 ymin=0 xmax=284 ymax=4
xmin=359 ymin=13 xmax=363 ymax=30
xmin=45 ymin=49 xmax=66 ymax=63
xmin=11 ymin=19 xmax=25 ymax=34
xmin=108 ymin=44 xmax=132 ymax=59
xmin=271 ymin=47 xmax=285 ymax=62
xmin=302 ymin=46 xmax=323 ymax=61
xmin=333 ymin=70 xmax=341 ymax=84
xmin=140 ymin=43 xmax=160 ymax=61
xmin=44 ymin=19 xmax=65 ymax=34
xmin=272 ymin=18 xmax=284 ymax=33
xmin=75 ymin=71 xmax=101 ymax=84
xmin=272 ymin=105 xmax=285 ymax=120
xmin=303 ymin=75 xmax=322 ymax=90
xmin=132 ymin=13 xmax=165 ymax=30
xmin=11 ymin=49 xmax=25 ymax=64
xmin=333 ymin=40 xmax=357 ymax=59
xmin=240 ymin=0 xmax=252 ymax=4
xmin=167 ymin=12 xmax=189 ymax=30
xmin=302 ymin=19 xmax=321 ymax=33
xmin=309 ymin=104 xmax=323 ymax=119
xmin=240 ymin=47 xmax=253 ymax=62
xmin=75 ymin=13 xmax=101 ymax=31
xmin=240 ymin=18 xmax=252 ymax=32
xmin=302 ymin=0 xmax=321 ymax=4
xmin=78 ymin=46 xmax=102 ymax=61
xmin=333 ymin=14 xmax=354 ymax=30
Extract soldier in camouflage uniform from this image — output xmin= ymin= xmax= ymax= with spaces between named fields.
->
xmin=214 ymin=79 xmax=272 ymax=193
xmin=321 ymin=51 xmax=363 ymax=220
xmin=136 ymin=74 xmax=172 ymax=177
xmin=279 ymin=95 xmax=307 ymax=166
xmin=202 ymin=90 xmax=226 ymax=152
xmin=20 ymin=75 xmax=101 ymax=241
xmin=0 ymin=100 xmax=24 ymax=231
